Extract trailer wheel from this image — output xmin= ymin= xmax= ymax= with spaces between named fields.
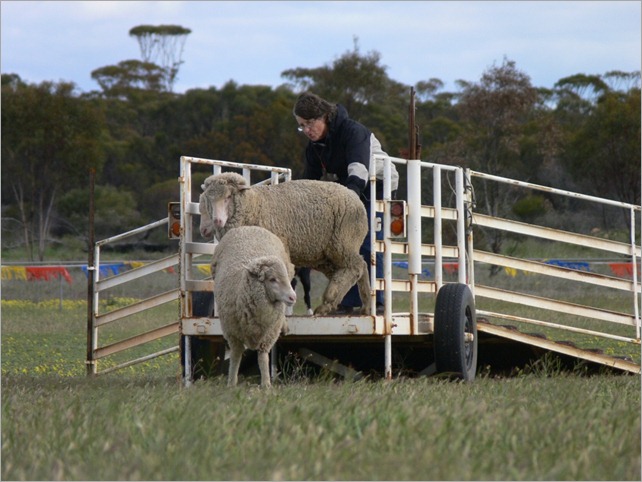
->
xmin=434 ymin=283 xmax=478 ymax=381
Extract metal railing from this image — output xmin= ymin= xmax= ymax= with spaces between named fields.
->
xmin=98 ymin=154 xmax=640 ymax=380
xmin=87 ymin=218 xmax=180 ymax=375
xmin=371 ymin=153 xmax=640 ymax=373
xmin=466 ymin=168 xmax=641 ymax=343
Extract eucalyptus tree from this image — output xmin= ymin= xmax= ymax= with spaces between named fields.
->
xmin=561 ymin=72 xmax=641 ymax=216
xmin=91 ymin=60 xmax=165 ymax=97
xmin=1 ymin=76 xmax=105 ymax=260
xmin=446 ymin=59 xmax=538 ymax=256
xmin=129 ymin=25 xmax=191 ymax=92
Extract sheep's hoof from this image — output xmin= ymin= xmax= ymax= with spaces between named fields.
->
xmin=313 ymin=304 xmax=332 ymax=316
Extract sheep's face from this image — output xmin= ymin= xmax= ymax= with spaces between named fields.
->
xmin=198 ymin=193 xmax=214 ymax=239
xmin=199 ymin=173 xmax=249 ymax=239
xmin=249 ymin=257 xmax=297 ymax=307
xmin=199 ymin=186 xmax=233 ymax=238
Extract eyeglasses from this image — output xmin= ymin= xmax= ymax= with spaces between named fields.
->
xmin=297 ymin=118 xmax=320 ymax=132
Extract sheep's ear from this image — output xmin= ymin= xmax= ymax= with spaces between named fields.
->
xmin=229 ymin=175 xmax=249 ymax=191
xmin=201 ymin=184 xmax=206 ymax=191
xmin=246 ymin=257 xmax=273 ymax=281
xmin=245 ymin=261 xmax=263 ymax=281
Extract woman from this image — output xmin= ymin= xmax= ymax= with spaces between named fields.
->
xmin=293 ymin=92 xmax=398 ymax=315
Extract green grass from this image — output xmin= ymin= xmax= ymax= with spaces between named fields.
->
xmin=1 ymin=302 xmax=179 ymax=378
xmin=2 ymin=373 xmax=640 ymax=481
xmin=2 ymin=302 xmax=641 ymax=481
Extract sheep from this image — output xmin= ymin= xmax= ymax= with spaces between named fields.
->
xmin=201 ymin=198 xmax=313 ymax=316
xmin=211 ymin=225 xmax=297 ymax=388
xmin=199 ymin=172 xmax=371 ymax=315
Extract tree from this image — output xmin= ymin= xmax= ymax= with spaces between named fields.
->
xmin=567 ymin=87 xmax=641 ymax=208
xmin=129 ymin=25 xmax=191 ymax=92
xmin=552 ymin=71 xmax=640 ymax=229
xmin=454 ymin=58 xmax=538 ymax=176
xmin=91 ymin=60 xmax=165 ymax=97
xmin=1 ymin=77 xmax=105 ymax=260
xmin=57 ymin=185 xmax=141 ymax=241
xmin=448 ymin=59 xmax=538 ymax=256
xmin=414 ymin=78 xmax=460 ymax=162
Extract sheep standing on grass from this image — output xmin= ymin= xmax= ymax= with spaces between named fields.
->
xmin=211 ymin=226 xmax=297 ymax=388
xmin=199 ymin=172 xmax=371 ymax=315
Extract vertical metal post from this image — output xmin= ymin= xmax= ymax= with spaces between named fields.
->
xmin=184 ymin=335 xmax=192 ymax=388
xmin=370 ymin=156 xmax=378 ymax=316
xmin=433 ymin=166 xmax=443 ymax=290
xmin=92 ymin=244 xmax=101 ymax=375
xmin=383 ymin=156 xmax=392 ymax=380
xmin=86 ymin=168 xmax=96 ymax=376
xmin=179 ymin=156 xmax=191 ymax=387
xmin=407 ymin=159 xmax=422 ymax=275
xmin=630 ymin=207 xmax=641 ymax=339
xmin=407 ymin=159 xmax=422 ymax=335
xmin=455 ymin=169 xmax=466 ymax=284
xmin=464 ymin=169 xmax=475 ymax=296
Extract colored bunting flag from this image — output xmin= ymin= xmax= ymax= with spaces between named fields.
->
xmin=25 ymin=266 xmax=72 ymax=284
xmin=1 ymin=266 xmax=27 ymax=281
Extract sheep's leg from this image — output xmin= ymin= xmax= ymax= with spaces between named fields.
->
xmin=314 ymin=264 xmax=363 ymax=316
xmin=227 ymin=338 xmax=244 ymax=387
xmin=257 ymin=351 xmax=272 ymax=388
xmin=356 ymin=259 xmax=372 ymax=315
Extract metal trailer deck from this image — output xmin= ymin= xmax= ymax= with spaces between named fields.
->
xmin=86 ymin=155 xmax=642 ymax=381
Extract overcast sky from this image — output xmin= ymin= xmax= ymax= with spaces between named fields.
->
xmin=2 ymin=1 xmax=640 ymax=94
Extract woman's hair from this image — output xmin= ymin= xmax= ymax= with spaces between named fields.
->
xmin=293 ymin=92 xmax=337 ymax=121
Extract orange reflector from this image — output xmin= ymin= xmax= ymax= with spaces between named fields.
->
xmin=171 ymin=222 xmax=181 ymax=237
xmin=390 ymin=219 xmax=404 ymax=236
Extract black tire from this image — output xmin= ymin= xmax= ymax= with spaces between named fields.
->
xmin=434 ymin=283 xmax=478 ymax=381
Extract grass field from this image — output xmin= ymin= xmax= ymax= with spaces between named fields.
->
xmin=1 ymin=300 xmax=641 ymax=481
xmin=2 ymin=370 xmax=640 ymax=480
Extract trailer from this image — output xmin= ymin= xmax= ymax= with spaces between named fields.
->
xmin=86 ymin=155 xmax=642 ymax=382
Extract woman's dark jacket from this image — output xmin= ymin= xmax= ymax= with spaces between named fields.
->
xmin=301 ymin=104 xmax=370 ymax=197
